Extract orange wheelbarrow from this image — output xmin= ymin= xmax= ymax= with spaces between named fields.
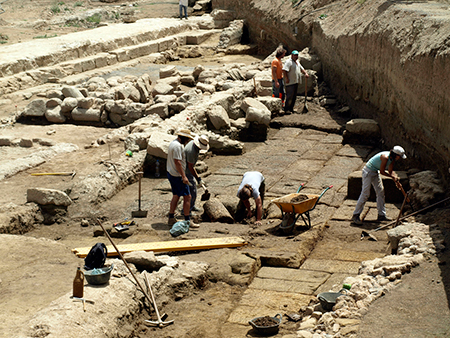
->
xmin=271 ymin=184 xmax=333 ymax=233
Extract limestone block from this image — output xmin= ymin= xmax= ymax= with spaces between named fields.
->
xmin=93 ymin=53 xmax=109 ymax=69
xmin=196 ymin=82 xmax=216 ymax=94
xmin=61 ymin=97 xmax=78 ymax=114
xmin=203 ymin=198 xmax=234 ymax=223
xmin=146 ymin=103 xmax=169 ymax=119
xmin=193 ymin=65 xmax=205 ymax=80
xmin=157 ymin=76 xmax=181 ymax=89
xmin=125 ymin=102 xmax=146 ymax=120
xmin=46 ymin=105 xmax=66 ymax=123
xmin=197 ymin=70 xmax=216 ymax=83
xmin=109 ymin=49 xmax=130 ymax=62
xmin=299 ymin=47 xmax=321 ymax=70
xmin=257 ymin=96 xmax=282 ymax=113
xmin=159 ymin=65 xmax=178 ymax=79
xmin=91 ymin=91 xmax=115 ymax=100
xmin=19 ymin=138 xmax=33 ymax=147
xmin=27 ymin=188 xmax=72 ymax=206
xmin=0 ymin=137 xmax=13 ymax=146
xmin=46 ymin=98 xmax=62 ymax=108
xmin=115 ymin=83 xmax=141 ymax=102
xmin=254 ymin=70 xmax=272 ymax=88
xmin=220 ymin=81 xmax=237 ymax=91
xmin=105 ymin=99 xmax=127 ymax=115
xmin=124 ymin=132 xmax=150 ymax=152
xmin=135 ymin=77 xmax=150 ymax=103
xmin=209 ymin=135 xmax=244 ymax=155
xmin=245 ymin=107 xmax=271 ymax=126
xmin=79 ymin=58 xmax=96 ymax=72
xmin=77 ymin=97 xmax=95 ymax=109
xmin=152 ymin=83 xmax=174 ymax=97
xmin=343 ymin=119 xmax=380 ymax=145
xmin=208 ymin=105 xmax=230 ymax=130
xmin=168 ymin=102 xmax=187 ymax=115
xmin=123 ymin=251 xmax=166 ymax=271
xmin=347 ymin=170 xmax=408 ymax=203
xmin=146 ymin=131 xmax=174 ymax=159
xmin=155 ymin=95 xmax=177 ymax=104
xmin=158 ymin=37 xmax=176 ymax=52
xmin=46 ymin=90 xmax=64 ymax=100
xmin=71 ymin=107 xmax=101 ymax=122
xmin=62 ymin=86 xmax=84 ymax=99
xmin=180 ymin=75 xmax=196 ymax=87
xmin=22 ymin=99 xmax=46 ymax=117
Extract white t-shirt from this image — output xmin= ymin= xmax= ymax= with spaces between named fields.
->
xmin=167 ymin=139 xmax=185 ymax=177
xmin=237 ymin=171 xmax=265 ymax=199
xmin=283 ymin=57 xmax=305 ymax=85
xmin=179 ymin=0 xmax=188 ymax=6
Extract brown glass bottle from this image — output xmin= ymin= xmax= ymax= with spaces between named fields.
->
xmin=73 ymin=267 xmax=84 ymax=298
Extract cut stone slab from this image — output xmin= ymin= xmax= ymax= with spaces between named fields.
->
xmin=314 ymin=272 xmax=356 ymax=295
xmin=299 ymin=258 xmax=361 ymax=274
xmin=256 ymin=267 xmax=330 ymax=284
xmin=249 ymin=276 xmax=322 ymax=294
xmin=347 ymin=170 xmax=409 ymax=203
xmin=27 ymin=188 xmax=72 ymax=206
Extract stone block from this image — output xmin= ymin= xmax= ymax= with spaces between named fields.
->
xmin=347 ymin=170 xmax=409 ymax=203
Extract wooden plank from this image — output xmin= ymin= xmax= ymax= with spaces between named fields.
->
xmin=72 ymin=236 xmax=247 ymax=258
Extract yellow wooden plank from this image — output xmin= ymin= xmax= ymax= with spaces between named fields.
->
xmin=72 ymin=237 xmax=247 ymax=258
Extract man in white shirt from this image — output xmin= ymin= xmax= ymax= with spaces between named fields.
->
xmin=237 ymin=171 xmax=265 ymax=226
xmin=282 ymin=50 xmax=309 ymax=114
xmin=167 ymin=129 xmax=199 ymax=228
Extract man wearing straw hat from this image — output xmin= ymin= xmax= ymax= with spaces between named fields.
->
xmin=185 ymin=134 xmax=209 ymax=213
xmin=167 ymin=129 xmax=199 ymax=228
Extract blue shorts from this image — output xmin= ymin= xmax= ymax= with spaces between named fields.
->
xmin=167 ymin=172 xmax=191 ymax=196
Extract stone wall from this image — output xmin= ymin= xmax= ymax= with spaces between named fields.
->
xmin=212 ymin=0 xmax=450 ymax=184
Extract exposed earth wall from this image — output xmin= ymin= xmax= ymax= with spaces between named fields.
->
xmin=213 ymin=0 xmax=450 ymax=182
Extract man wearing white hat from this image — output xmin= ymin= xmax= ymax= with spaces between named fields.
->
xmin=167 ymin=129 xmax=198 ymax=228
xmin=184 ymin=134 xmax=209 ymax=212
xmin=352 ymin=146 xmax=407 ymax=225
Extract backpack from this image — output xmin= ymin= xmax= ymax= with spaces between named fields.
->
xmin=84 ymin=242 xmax=108 ymax=270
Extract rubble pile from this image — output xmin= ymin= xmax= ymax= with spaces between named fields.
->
xmin=295 ymin=221 xmax=445 ymax=338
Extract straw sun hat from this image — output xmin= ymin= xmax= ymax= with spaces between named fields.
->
xmin=194 ymin=135 xmax=209 ymax=152
xmin=176 ymin=129 xmax=194 ymax=139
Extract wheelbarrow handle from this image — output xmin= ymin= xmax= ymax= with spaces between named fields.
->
xmin=318 ymin=185 xmax=333 ymax=199
xmin=296 ymin=183 xmax=305 ymax=193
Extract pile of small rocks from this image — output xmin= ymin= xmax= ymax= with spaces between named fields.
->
xmin=294 ymin=221 xmax=445 ymax=338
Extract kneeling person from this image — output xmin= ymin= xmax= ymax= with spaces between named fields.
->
xmin=237 ymin=171 xmax=265 ymax=226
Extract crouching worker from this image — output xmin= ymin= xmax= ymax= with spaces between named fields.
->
xmin=237 ymin=171 xmax=265 ymax=226
xmin=352 ymin=146 xmax=407 ymax=225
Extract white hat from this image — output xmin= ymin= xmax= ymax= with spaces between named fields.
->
xmin=176 ymin=129 xmax=194 ymax=139
xmin=194 ymin=135 xmax=209 ymax=152
xmin=392 ymin=145 xmax=407 ymax=159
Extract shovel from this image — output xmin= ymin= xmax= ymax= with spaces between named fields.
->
xmin=132 ymin=172 xmax=148 ymax=218
xmin=302 ymin=78 xmax=308 ymax=114
xmin=395 ymin=181 xmax=415 ymax=211
xmin=200 ymin=182 xmax=210 ymax=201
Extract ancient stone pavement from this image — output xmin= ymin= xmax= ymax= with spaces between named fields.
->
xmin=201 ymin=125 xmax=399 ymax=336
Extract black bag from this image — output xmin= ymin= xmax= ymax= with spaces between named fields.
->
xmin=84 ymin=242 xmax=107 ymax=270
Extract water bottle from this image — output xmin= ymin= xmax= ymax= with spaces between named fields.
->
xmin=155 ymin=159 xmax=160 ymax=178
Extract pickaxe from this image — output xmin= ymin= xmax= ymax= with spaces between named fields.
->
xmin=70 ymin=296 xmax=95 ymax=312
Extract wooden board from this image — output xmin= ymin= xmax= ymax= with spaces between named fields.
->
xmin=72 ymin=236 xmax=247 ymax=258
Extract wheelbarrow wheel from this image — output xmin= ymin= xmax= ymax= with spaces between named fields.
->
xmin=279 ymin=212 xmax=296 ymax=234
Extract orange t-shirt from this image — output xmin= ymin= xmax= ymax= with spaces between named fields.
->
xmin=271 ymin=58 xmax=283 ymax=80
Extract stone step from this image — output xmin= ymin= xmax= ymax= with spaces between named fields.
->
xmin=0 ymin=17 xmax=220 ymax=96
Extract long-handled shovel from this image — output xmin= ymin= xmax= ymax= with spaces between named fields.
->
xmin=360 ymin=196 xmax=450 ymax=241
xmin=132 ymin=172 xmax=148 ymax=218
xmin=395 ymin=181 xmax=415 ymax=211
xmin=144 ymin=272 xmax=174 ymax=328
xmin=302 ymin=78 xmax=308 ymax=114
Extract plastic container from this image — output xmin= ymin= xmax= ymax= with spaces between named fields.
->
xmin=84 ymin=264 xmax=114 ymax=285
xmin=249 ymin=314 xmax=282 ymax=336
xmin=155 ymin=160 xmax=160 ymax=178
xmin=73 ymin=267 xmax=84 ymax=298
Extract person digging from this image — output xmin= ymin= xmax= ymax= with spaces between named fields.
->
xmin=237 ymin=171 xmax=265 ymax=226
xmin=352 ymin=146 xmax=407 ymax=225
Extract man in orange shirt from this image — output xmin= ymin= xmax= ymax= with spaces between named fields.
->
xmin=271 ymin=47 xmax=286 ymax=105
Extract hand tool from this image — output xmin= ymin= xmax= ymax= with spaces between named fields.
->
xmin=143 ymin=272 xmax=174 ymax=328
xmin=360 ymin=196 xmax=450 ymax=241
xmin=200 ymin=181 xmax=210 ymax=201
xmin=132 ymin=171 xmax=148 ymax=218
xmin=302 ymin=77 xmax=309 ymax=113
xmin=395 ymin=180 xmax=415 ymax=211
xmin=70 ymin=296 xmax=95 ymax=312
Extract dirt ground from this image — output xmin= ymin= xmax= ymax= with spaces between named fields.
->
xmin=1 ymin=0 xmax=450 ymax=337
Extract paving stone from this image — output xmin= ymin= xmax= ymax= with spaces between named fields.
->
xmin=227 ymin=304 xmax=275 ymax=325
xmin=331 ymin=204 xmax=355 ymax=221
xmin=314 ymin=272 xmax=356 ymax=295
xmin=319 ymin=156 xmax=364 ymax=179
xmin=269 ymin=127 xmax=302 ymax=139
xmin=322 ymin=133 xmax=343 ymax=144
xmin=239 ymin=288 xmax=311 ymax=310
xmin=334 ymin=249 xmax=385 ymax=262
xmin=299 ymin=259 xmax=361 ymax=274
xmin=249 ymin=276 xmax=321 ymax=294
xmin=220 ymin=322 xmax=251 ymax=337
xmin=336 ymin=144 xmax=373 ymax=158
xmin=257 ymin=267 xmax=330 ymax=283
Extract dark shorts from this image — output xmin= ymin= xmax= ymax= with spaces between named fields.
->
xmin=167 ymin=172 xmax=191 ymax=196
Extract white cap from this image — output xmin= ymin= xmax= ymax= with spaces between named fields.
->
xmin=392 ymin=146 xmax=406 ymax=159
